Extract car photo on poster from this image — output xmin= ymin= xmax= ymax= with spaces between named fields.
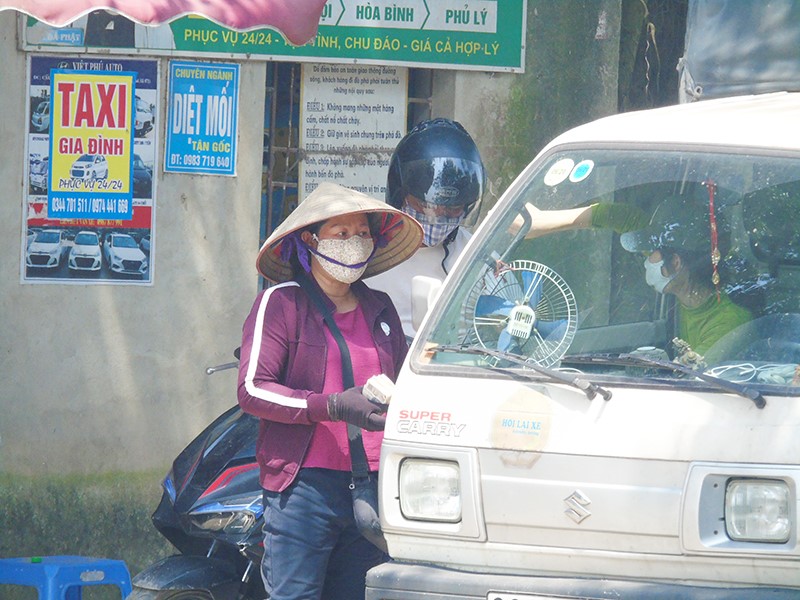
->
xmin=68 ymin=230 xmax=102 ymax=276
xmin=71 ymin=154 xmax=109 ymax=180
xmin=103 ymin=232 xmax=148 ymax=277
xmin=31 ymin=99 xmax=50 ymax=132
xmin=139 ymin=234 xmax=151 ymax=254
xmin=135 ymin=95 xmax=155 ymax=138
xmin=133 ymin=153 xmax=152 ymax=198
xmin=26 ymin=228 xmax=69 ymax=269
xmin=29 ymin=155 xmax=49 ymax=193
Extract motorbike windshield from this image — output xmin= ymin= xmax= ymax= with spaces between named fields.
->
xmin=415 ymin=147 xmax=800 ymax=395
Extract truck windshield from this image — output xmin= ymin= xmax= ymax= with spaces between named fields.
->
xmin=418 ymin=147 xmax=800 ymax=394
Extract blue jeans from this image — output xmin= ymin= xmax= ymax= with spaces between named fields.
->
xmin=261 ymin=468 xmax=388 ymax=600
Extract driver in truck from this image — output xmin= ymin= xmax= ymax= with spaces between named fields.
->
xmin=520 ymin=190 xmax=752 ymax=356
xmin=620 ymin=193 xmax=753 ymax=355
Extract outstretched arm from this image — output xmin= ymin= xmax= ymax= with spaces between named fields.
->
xmin=510 ymin=202 xmax=649 ymax=239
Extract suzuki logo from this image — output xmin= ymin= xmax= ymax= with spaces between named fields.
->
xmin=564 ymin=489 xmax=592 ymax=523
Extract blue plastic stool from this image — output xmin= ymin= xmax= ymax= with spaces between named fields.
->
xmin=0 ymin=556 xmax=132 ymax=599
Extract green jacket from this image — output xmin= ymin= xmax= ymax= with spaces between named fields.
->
xmin=677 ymin=293 xmax=752 ymax=355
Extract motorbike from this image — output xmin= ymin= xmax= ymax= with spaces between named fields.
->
xmin=129 ymin=353 xmax=267 ymax=600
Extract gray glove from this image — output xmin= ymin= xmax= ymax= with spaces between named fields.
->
xmin=328 ymin=386 xmax=387 ymax=431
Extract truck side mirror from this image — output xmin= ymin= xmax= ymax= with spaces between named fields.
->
xmin=411 ymin=276 xmax=442 ymax=332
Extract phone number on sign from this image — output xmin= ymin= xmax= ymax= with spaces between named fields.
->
xmin=170 ymin=154 xmax=231 ymax=168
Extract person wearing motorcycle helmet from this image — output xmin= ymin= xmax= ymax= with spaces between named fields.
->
xmin=367 ymin=117 xmax=486 ymax=337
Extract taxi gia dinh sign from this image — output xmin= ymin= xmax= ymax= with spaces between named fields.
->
xmin=48 ymin=69 xmax=135 ymax=220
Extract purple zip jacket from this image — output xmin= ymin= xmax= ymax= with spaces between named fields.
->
xmin=237 ymin=276 xmax=407 ymax=492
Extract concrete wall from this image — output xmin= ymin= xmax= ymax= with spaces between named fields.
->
xmin=433 ymin=69 xmax=516 ymax=214
xmin=0 ymin=11 xmax=264 ymax=474
xmin=0 ymin=0 xmax=624 ymax=476
xmin=440 ymin=0 xmax=622 ymax=222
xmin=0 ymin=17 xmax=517 ymax=476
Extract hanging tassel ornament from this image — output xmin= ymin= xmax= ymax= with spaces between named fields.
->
xmin=704 ymin=179 xmax=721 ymax=302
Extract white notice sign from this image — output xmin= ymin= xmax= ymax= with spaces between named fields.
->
xmin=300 ymin=63 xmax=408 ymax=199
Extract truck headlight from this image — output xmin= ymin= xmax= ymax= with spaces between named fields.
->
xmin=399 ymin=459 xmax=461 ymax=522
xmin=726 ymin=479 xmax=790 ymax=543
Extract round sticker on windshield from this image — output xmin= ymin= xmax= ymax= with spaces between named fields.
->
xmin=569 ymin=159 xmax=594 ymax=183
xmin=543 ymin=158 xmax=574 ymax=186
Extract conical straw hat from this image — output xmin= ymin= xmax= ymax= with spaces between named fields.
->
xmin=257 ymin=182 xmax=423 ymax=283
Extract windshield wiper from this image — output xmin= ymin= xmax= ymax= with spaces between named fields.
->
xmin=433 ymin=344 xmax=612 ymax=401
xmin=564 ymin=353 xmax=766 ymax=409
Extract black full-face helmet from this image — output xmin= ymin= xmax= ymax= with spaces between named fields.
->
xmin=386 ymin=118 xmax=486 ymax=218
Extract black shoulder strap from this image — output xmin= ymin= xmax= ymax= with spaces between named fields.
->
xmin=297 ymin=274 xmax=370 ymax=478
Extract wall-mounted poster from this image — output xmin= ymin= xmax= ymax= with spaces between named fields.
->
xmin=48 ymin=67 xmax=135 ymax=221
xmin=165 ymin=60 xmax=240 ymax=176
xmin=23 ymin=55 xmax=158 ymax=285
xmin=299 ymin=63 xmax=407 ymax=197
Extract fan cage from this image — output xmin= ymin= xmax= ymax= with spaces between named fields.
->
xmin=465 ymin=259 xmax=578 ymax=367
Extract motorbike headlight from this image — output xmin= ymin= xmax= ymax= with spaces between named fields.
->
xmin=726 ymin=479 xmax=790 ymax=543
xmin=399 ymin=458 xmax=461 ymax=522
xmin=190 ymin=510 xmax=257 ymax=534
xmin=189 ymin=493 xmax=262 ymax=535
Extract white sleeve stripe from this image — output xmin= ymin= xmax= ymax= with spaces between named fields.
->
xmin=244 ymin=281 xmax=309 ymax=409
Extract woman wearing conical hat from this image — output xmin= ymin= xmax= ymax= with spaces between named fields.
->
xmin=238 ymin=182 xmax=422 ymax=600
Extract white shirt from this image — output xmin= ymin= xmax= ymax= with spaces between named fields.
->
xmin=367 ymin=227 xmax=471 ymax=338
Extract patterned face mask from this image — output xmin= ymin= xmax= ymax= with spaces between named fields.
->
xmin=311 ymin=235 xmax=375 ymax=284
xmin=402 ymin=203 xmax=463 ymax=247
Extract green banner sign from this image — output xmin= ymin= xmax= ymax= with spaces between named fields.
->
xmin=174 ymin=0 xmax=525 ymax=72
xmin=24 ymin=0 xmax=527 ymax=73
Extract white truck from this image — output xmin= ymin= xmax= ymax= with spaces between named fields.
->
xmin=367 ymin=91 xmax=800 ymax=598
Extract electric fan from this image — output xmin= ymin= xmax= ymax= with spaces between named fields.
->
xmin=465 ymin=260 xmax=577 ymax=367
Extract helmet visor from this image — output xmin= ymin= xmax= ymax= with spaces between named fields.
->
xmin=404 ymin=194 xmax=466 ymax=219
xmin=399 ymin=156 xmax=484 ymax=208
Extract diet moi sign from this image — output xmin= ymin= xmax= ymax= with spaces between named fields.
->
xmin=165 ymin=60 xmax=240 ymax=175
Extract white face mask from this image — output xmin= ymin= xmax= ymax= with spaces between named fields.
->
xmin=644 ymin=257 xmax=676 ymax=294
xmin=312 ymin=235 xmax=374 ymax=284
